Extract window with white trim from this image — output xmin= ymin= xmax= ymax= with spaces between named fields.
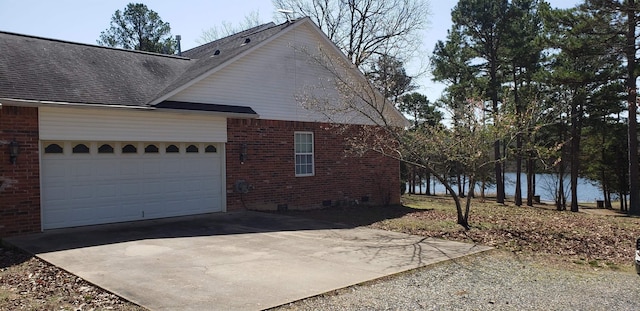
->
xmin=295 ymin=132 xmax=314 ymax=176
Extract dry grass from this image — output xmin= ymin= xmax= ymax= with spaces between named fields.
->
xmin=285 ymin=194 xmax=640 ymax=272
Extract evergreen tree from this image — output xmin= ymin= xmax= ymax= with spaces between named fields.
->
xmin=98 ymin=3 xmax=176 ymax=54
xmin=367 ymin=55 xmax=416 ymax=104
xmin=450 ymin=0 xmax=512 ymax=204
xmin=503 ymin=0 xmax=545 ymax=206
xmin=541 ymin=3 xmax=623 ymax=212
xmin=576 ymin=0 xmax=640 ymax=215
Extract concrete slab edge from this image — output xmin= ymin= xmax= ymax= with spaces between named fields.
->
xmin=263 ymin=245 xmax=495 ymax=311
xmin=1 ymin=238 xmax=149 ymax=310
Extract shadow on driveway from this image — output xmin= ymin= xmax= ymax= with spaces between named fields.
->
xmin=6 ymin=211 xmax=354 ymax=254
xmin=5 ymin=211 xmax=491 ymax=311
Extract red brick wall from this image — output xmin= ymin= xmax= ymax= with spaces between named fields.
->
xmin=0 ymin=106 xmax=41 ymax=237
xmin=226 ymin=118 xmax=400 ymax=211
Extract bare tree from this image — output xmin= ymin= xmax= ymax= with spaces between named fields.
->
xmin=272 ymin=0 xmax=430 ymax=68
xmin=197 ymin=10 xmax=264 ymax=44
xmin=295 ymin=45 xmax=519 ymax=229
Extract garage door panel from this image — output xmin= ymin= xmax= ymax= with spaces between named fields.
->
xmin=70 ymin=184 xmax=94 ymax=199
xmin=42 ymin=184 xmax=67 ymax=201
xmin=162 ymin=180 xmax=186 ymax=194
xmin=142 ymin=160 xmax=162 ymax=175
xmin=71 ymin=160 xmax=93 ymax=178
xmin=42 ymin=141 xmax=224 ymax=229
xmin=94 ymin=184 xmax=119 ymax=199
xmin=120 ymin=160 xmax=142 ymax=175
xmin=120 ymin=182 xmax=141 ymax=197
xmin=93 ymin=159 xmax=119 ymax=177
xmin=141 ymin=181 xmax=164 ymax=195
xmin=197 ymin=158 xmax=221 ymax=172
xmin=43 ymin=159 xmax=69 ymax=179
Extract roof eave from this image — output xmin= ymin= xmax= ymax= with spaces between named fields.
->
xmin=0 ymin=98 xmax=260 ymax=119
xmin=154 ymin=108 xmax=259 ymax=119
xmin=0 ymin=98 xmax=153 ymax=110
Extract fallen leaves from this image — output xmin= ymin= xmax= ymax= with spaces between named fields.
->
xmin=0 ymin=247 xmax=145 ymax=311
xmin=286 ymin=194 xmax=640 ymax=268
xmin=386 ymin=195 xmax=640 ymax=268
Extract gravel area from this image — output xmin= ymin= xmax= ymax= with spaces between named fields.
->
xmin=272 ymin=251 xmax=640 ymax=311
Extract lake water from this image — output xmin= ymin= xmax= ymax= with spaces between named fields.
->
xmin=410 ymin=173 xmax=604 ymax=203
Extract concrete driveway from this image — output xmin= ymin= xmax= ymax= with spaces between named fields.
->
xmin=6 ymin=212 xmax=491 ymax=311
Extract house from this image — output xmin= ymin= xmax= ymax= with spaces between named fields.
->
xmin=0 ymin=17 xmax=404 ymax=237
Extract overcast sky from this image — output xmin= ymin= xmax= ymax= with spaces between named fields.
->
xmin=0 ymin=0 xmax=581 ymax=102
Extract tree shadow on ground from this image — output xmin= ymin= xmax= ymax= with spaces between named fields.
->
xmin=278 ymin=204 xmax=423 ymax=227
xmin=0 ymin=245 xmax=32 ymax=269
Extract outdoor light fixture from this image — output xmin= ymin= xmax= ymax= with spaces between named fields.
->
xmin=8 ymin=139 xmax=19 ymax=165
xmin=240 ymin=143 xmax=248 ymax=164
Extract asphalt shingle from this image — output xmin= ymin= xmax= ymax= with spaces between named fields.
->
xmin=0 ymin=33 xmax=190 ymax=106
xmin=0 ymin=19 xmax=301 ymax=109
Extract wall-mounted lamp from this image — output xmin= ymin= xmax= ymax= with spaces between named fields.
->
xmin=240 ymin=143 xmax=248 ymax=164
xmin=9 ymin=139 xmax=19 ymax=165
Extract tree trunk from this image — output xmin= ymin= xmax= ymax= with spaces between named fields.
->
xmin=557 ymin=168 xmax=565 ymax=211
xmin=427 ymin=166 xmax=469 ymax=229
xmin=570 ymin=92 xmax=582 ymax=213
xmin=503 ymin=140 xmax=508 ymax=200
xmin=463 ymin=176 xmax=476 ymax=229
xmin=515 ymin=140 xmax=522 ymax=206
xmin=457 ymin=172 xmax=463 ymax=197
xmin=514 ymin=67 xmax=523 ymax=207
xmin=557 ymin=122 xmax=566 ymax=211
xmin=411 ymin=166 xmax=416 ymax=194
xmin=526 ymin=157 xmax=535 ymax=206
xmin=491 ymin=60 xmax=505 ymax=204
xmin=626 ymin=0 xmax=640 ymax=216
xmin=462 ymin=174 xmax=467 ymax=197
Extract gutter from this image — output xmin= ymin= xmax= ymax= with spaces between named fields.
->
xmin=0 ymin=98 xmax=259 ymax=119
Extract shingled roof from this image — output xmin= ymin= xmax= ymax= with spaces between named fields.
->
xmin=0 ymin=19 xmax=299 ymax=112
xmin=0 ymin=33 xmax=190 ymax=107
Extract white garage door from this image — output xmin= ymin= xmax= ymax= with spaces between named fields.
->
xmin=41 ymin=141 xmax=224 ymax=229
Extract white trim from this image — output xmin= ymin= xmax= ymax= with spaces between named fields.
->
xmin=0 ymin=98 xmax=258 ymax=119
xmin=220 ymin=143 xmax=227 ymax=212
xmin=38 ymin=140 xmax=44 ymax=232
xmin=0 ymin=98 xmax=153 ymax=110
xmin=294 ymin=131 xmax=315 ymax=177
xmin=39 ymin=106 xmax=227 ymax=142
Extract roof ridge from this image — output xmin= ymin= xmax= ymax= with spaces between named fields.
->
xmin=181 ymin=21 xmax=281 ymax=57
xmin=0 ymin=30 xmax=189 ymax=60
xmin=226 ymin=22 xmax=277 ymax=39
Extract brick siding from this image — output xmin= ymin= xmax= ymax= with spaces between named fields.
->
xmin=226 ymin=118 xmax=400 ymax=211
xmin=0 ymin=106 xmax=41 ymax=237
xmin=0 ymin=111 xmax=401 ymax=236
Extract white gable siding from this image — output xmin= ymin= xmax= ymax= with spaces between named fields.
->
xmin=169 ymin=24 xmax=344 ymax=123
xmin=40 ymin=106 xmax=227 ymax=142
